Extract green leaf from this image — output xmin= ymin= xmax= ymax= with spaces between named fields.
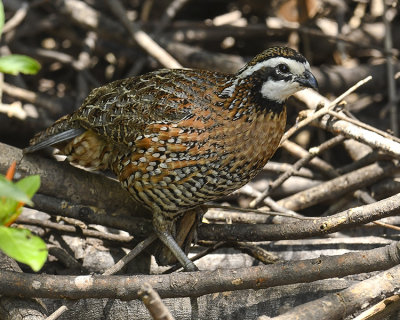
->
xmin=0 ymin=54 xmax=41 ymax=75
xmin=0 ymin=1 xmax=4 ymax=38
xmin=15 ymin=175 xmax=40 ymax=199
xmin=0 ymin=176 xmax=32 ymax=205
xmin=0 ymin=199 xmax=21 ymax=225
xmin=0 ymin=226 xmax=47 ymax=271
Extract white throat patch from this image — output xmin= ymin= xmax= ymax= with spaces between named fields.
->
xmin=260 ymin=79 xmax=302 ymax=102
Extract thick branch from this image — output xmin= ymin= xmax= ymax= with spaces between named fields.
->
xmin=1 ymin=242 xmax=399 ymax=300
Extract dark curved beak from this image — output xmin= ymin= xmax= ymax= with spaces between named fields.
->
xmin=296 ymin=69 xmax=318 ymax=90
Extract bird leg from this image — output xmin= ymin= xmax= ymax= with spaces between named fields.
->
xmin=153 ymin=213 xmax=198 ymax=272
xmin=158 ymin=208 xmax=198 ymax=266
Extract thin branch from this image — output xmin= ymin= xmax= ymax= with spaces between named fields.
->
xmin=2 ymin=82 xmax=63 ymax=116
xmin=3 ymin=2 xmax=28 ymax=34
xmin=315 ymin=113 xmax=400 ymax=158
xmin=163 ymin=241 xmax=227 ymax=274
xmin=103 ymin=234 xmax=158 ymax=275
xmin=328 ymin=109 xmax=400 ymax=144
xmin=373 ymin=220 xmax=400 ymax=232
xmin=206 ymin=204 xmax=313 ymax=220
xmin=280 ymin=76 xmax=372 ymax=145
xmin=45 ymin=306 xmax=68 ymax=320
xmin=235 ymin=185 xmax=305 ymax=220
xmin=104 ymin=0 xmax=182 ymax=69
xmin=138 ymin=283 xmax=175 ymax=320
xmin=15 ymin=216 xmax=134 ymax=243
xmin=276 ymin=161 xmax=397 ymax=211
xmin=281 ymin=140 xmax=337 ymax=178
xmin=263 ymin=161 xmax=316 ymax=179
xmin=383 ymin=0 xmax=398 ymax=136
xmin=250 ymin=135 xmax=344 ymax=208
xmin=353 ymin=295 xmax=400 ymax=320
xmin=265 ymin=264 xmax=400 ymax=320
xmin=199 ymin=192 xmax=400 ymax=242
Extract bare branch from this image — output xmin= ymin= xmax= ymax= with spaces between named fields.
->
xmin=200 ymin=192 xmax=400 ymax=242
xmin=1 ymin=243 xmax=400 ymax=300
xmin=138 ymin=283 xmax=175 ymax=320
xmin=265 ymin=264 xmax=400 ymax=320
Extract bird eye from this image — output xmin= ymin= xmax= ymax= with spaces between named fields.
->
xmin=278 ymin=64 xmax=289 ymax=73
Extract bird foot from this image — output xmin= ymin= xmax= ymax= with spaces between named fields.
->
xmin=155 ymin=229 xmax=198 ymax=272
xmin=153 ymin=213 xmax=199 ymax=271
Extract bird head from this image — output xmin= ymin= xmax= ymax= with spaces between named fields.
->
xmin=236 ymin=47 xmax=318 ymax=104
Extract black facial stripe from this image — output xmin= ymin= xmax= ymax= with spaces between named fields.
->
xmin=250 ymin=68 xmax=284 ymax=114
xmin=253 ymin=67 xmax=293 ymax=83
xmin=272 ymin=72 xmax=293 ymax=82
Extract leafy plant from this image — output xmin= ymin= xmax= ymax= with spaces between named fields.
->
xmin=0 ymin=1 xmax=41 ymax=75
xmin=0 ymin=2 xmax=46 ymax=271
xmin=0 ymin=162 xmax=47 ymax=271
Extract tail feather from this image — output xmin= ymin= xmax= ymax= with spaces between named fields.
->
xmin=24 ymin=128 xmax=85 ymax=153
xmin=24 ymin=115 xmax=113 ymax=171
xmin=24 ymin=115 xmax=86 ymax=154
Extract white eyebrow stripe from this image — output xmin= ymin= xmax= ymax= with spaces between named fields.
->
xmin=221 ymin=56 xmax=310 ymax=98
xmin=237 ymin=57 xmax=309 ymax=79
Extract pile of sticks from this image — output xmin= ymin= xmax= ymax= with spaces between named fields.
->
xmin=1 ymin=0 xmax=400 ymax=319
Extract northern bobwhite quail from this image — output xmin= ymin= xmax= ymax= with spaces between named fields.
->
xmin=25 ymin=47 xmax=318 ymax=271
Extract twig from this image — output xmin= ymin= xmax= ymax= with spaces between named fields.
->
xmin=45 ymin=306 xmax=68 ymax=320
xmin=281 ymin=140 xmax=337 ymax=178
xmin=199 ymin=192 xmax=400 ymax=242
xmin=105 ymin=0 xmax=182 ymax=69
xmin=163 ymin=241 xmax=226 ymax=274
xmin=277 ymin=161 xmax=397 ymax=212
xmin=264 ymin=263 xmax=400 ymax=320
xmin=3 ymin=1 xmax=29 ymax=34
xmin=328 ymin=109 xmax=400 ymax=144
xmin=48 ymin=246 xmax=83 ymax=270
xmin=336 ymin=151 xmax=386 ymax=175
xmin=155 ymin=0 xmax=190 ymax=34
xmin=250 ymin=135 xmax=345 ymax=208
xmin=373 ymin=220 xmax=400 ymax=232
xmin=383 ymin=0 xmax=398 ymax=136
xmin=230 ymin=242 xmax=280 ymax=264
xmin=236 ymin=185 xmax=306 ymax=220
xmin=1 ymin=82 xmax=63 ymax=116
xmin=262 ymin=197 xmax=306 ymax=219
xmin=315 ymin=113 xmax=400 ymax=158
xmin=138 ymin=283 xmax=175 ymax=320
xmin=16 ymin=216 xmax=134 ymax=243
xmin=0 ymin=101 xmax=26 ymax=119
xmin=263 ymin=161 xmax=316 ymax=179
xmin=126 ymin=0 xmax=189 ymax=76
xmin=102 ymin=233 xmax=158 ymax=275
xmin=207 ymin=204 xmax=313 ymax=220
xmin=353 ymin=295 xmax=400 ymax=320
xmin=280 ymin=75 xmax=372 ymax=145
